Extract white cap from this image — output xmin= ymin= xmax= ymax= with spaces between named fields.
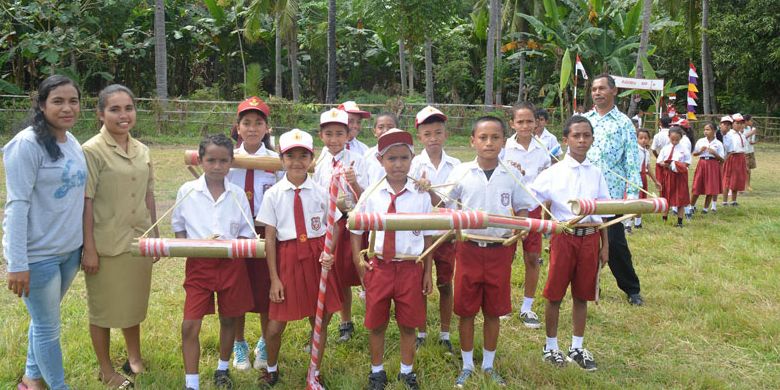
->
xmin=338 ymin=101 xmax=371 ymax=118
xmin=320 ymin=108 xmax=349 ymax=127
xmin=720 ymin=116 xmax=733 ymax=123
xmin=415 ymin=106 xmax=447 ymax=128
xmin=731 ymin=113 xmax=744 ymax=122
xmin=279 ymin=128 xmax=314 ymax=154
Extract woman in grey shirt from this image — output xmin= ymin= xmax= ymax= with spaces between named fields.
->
xmin=4 ymin=75 xmax=86 ymax=390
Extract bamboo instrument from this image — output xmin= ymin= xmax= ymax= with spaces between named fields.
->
xmin=569 ymin=198 xmax=669 ymax=216
xmin=184 ymin=150 xmax=284 ymax=172
xmin=348 ymin=210 xmax=565 ymax=234
xmin=132 ymin=238 xmax=265 ymax=258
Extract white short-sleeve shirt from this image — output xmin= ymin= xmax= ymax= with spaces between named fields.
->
xmin=539 ymin=128 xmax=562 ymax=158
xmin=651 ymin=128 xmax=670 ymax=154
xmin=313 ymin=148 xmax=368 ymax=207
xmin=172 ymin=176 xmax=255 ymax=239
xmin=347 ymin=138 xmax=369 ymax=156
xmin=227 ymin=144 xmax=281 ymax=216
xmin=724 ymin=130 xmax=747 ymax=154
xmin=362 ymin=145 xmax=386 ymax=185
xmin=693 ymin=138 xmax=724 ymax=159
xmin=443 ymin=160 xmax=535 ymax=238
xmin=503 ymin=134 xmax=552 ymax=187
xmin=530 ymin=154 xmax=612 ymax=223
xmin=410 ymin=149 xmax=461 ymax=186
xmin=256 ymin=175 xmax=341 ymax=241
xmin=658 ymin=143 xmax=692 ymax=167
xmin=350 ymin=179 xmax=433 ymax=259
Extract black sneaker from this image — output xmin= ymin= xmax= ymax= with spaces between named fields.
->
xmin=676 ymin=222 xmax=684 ymax=228
xmin=258 ymin=368 xmax=279 ymax=387
xmin=415 ymin=336 xmax=426 ymax=350
xmin=567 ymin=347 xmax=598 ymax=371
xmin=635 ymin=223 xmax=643 ymax=229
xmin=628 ymin=293 xmax=644 ymax=306
xmin=624 ymin=225 xmax=633 ymax=234
xmin=213 ymin=369 xmax=233 ymax=389
xmin=542 ymin=347 xmax=566 ymax=367
xmin=367 ymin=370 xmax=388 ymax=390
xmin=397 ymin=372 xmax=420 ymax=390
xmin=702 ymin=209 xmax=709 ymax=215
xmin=338 ymin=321 xmax=354 ymax=343
xmin=438 ymin=339 xmax=455 ymax=355
xmin=519 ymin=311 xmax=542 ymax=329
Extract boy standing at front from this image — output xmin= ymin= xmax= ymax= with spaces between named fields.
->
xmin=530 ymin=116 xmax=610 ymax=371
xmin=445 ymin=117 xmax=534 ymax=388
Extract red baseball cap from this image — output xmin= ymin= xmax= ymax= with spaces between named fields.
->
xmin=237 ymin=96 xmax=270 ymax=118
xmin=377 ymin=128 xmax=414 ymax=155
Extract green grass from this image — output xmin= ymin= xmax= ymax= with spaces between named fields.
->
xmin=1 ymin=144 xmax=779 ymax=389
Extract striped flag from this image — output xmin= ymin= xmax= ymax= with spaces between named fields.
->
xmin=575 ymin=54 xmax=588 ymax=80
xmin=687 ymin=63 xmax=698 ymax=120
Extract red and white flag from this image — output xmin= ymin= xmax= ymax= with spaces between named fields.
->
xmin=575 ymin=54 xmax=588 ymax=80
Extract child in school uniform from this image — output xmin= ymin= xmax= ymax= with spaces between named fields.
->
xmin=657 ymin=127 xmax=692 ymax=227
xmin=255 ymin=129 xmax=342 ymax=387
xmin=691 ymin=122 xmax=724 ymax=214
xmin=722 ymin=114 xmax=748 ymax=206
xmin=502 ymin=102 xmax=551 ymax=329
xmin=743 ymin=114 xmax=758 ymax=191
xmin=713 ymin=116 xmax=734 ymax=209
xmin=534 ymin=108 xmax=563 ymax=162
xmin=350 ymin=129 xmax=434 ymax=390
xmin=340 ymin=101 xmax=371 ymax=155
xmin=172 ymin=134 xmax=255 ymax=390
xmin=313 ymin=108 xmax=368 ymax=343
xmin=364 ymin=112 xmax=400 ymax=185
xmin=445 ymin=117 xmax=535 ymax=388
xmin=633 ymin=128 xmax=662 ymax=229
xmin=226 ymin=97 xmax=277 ymax=371
xmin=530 ymin=115 xmax=610 ymax=372
xmin=409 ymin=106 xmax=460 ymax=352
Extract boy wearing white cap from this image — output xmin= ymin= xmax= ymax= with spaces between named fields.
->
xmin=339 ymin=101 xmax=371 ymax=155
xmin=313 ymin=108 xmax=368 ymax=343
xmin=255 ymin=129 xmax=341 ymax=387
xmin=409 ymin=105 xmax=460 ymax=352
xmin=350 ymin=128 xmax=434 ymax=390
xmin=722 ymin=113 xmax=749 ymax=205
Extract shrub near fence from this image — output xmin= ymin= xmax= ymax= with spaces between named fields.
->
xmin=2 ymin=95 xmax=778 ymax=144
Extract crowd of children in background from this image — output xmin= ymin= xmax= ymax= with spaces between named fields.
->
xmin=171 ymin=95 xmax=758 ymax=390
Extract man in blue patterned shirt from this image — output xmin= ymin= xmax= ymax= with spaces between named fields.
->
xmin=583 ymin=74 xmax=644 ymax=306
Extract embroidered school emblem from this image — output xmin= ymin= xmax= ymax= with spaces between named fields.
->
xmin=298 ymin=233 xmax=308 ymax=242
xmin=311 ymin=216 xmax=321 ymax=231
xmin=500 ymin=192 xmax=510 ymax=207
xmin=249 ymin=98 xmax=260 ymax=106
xmin=246 ymin=190 xmax=253 ymax=200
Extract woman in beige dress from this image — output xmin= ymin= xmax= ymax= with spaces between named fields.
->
xmin=81 ymin=84 xmax=158 ymax=388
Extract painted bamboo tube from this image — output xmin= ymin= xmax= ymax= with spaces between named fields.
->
xmin=569 ymin=198 xmax=669 ymax=216
xmin=184 ymin=149 xmax=283 ymax=171
xmin=132 ymin=238 xmax=265 ymax=258
xmin=348 ymin=210 xmax=489 ymax=231
xmin=484 ymin=215 xmax=565 ymax=234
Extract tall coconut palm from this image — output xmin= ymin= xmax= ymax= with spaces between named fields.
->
xmin=628 ymin=0 xmax=653 ymax=116
xmin=700 ymin=0 xmax=716 ymax=113
xmin=154 ymin=0 xmax=167 ymax=103
xmin=484 ymin=0 xmax=499 ymax=105
xmin=245 ymin=0 xmax=300 ymax=99
xmin=326 ymin=0 xmax=337 ymax=103
xmin=424 ymin=36 xmax=433 ymax=102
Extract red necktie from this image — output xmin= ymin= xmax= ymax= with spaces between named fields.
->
xmin=346 ymin=141 xmax=351 ymax=150
xmin=244 ymin=169 xmax=255 ymax=216
xmin=382 ymin=189 xmax=407 ymax=260
xmin=739 ymin=134 xmax=744 ymax=147
xmin=332 ymin=157 xmax=338 ymax=168
xmin=294 ymin=188 xmax=310 ymax=261
xmin=666 ymin=144 xmax=675 ymax=164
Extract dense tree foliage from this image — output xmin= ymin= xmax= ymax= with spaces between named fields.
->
xmin=0 ymin=0 xmax=777 ymax=114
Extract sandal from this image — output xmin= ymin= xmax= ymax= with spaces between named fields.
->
xmin=121 ymin=360 xmax=141 ymax=376
xmin=99 ymin=371 xmax=134 ymax=389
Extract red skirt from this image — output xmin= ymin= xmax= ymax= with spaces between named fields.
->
xmin=639 ymin=171 xmax=648 ymax=199
xmin=722 ymin=153 xmax=747 ymax=192
xmin=692 ymin=159 xmax=722 ymax=196
xmin=269 ymin=237 xmax=342 ymax=322
xmin=333 ymin=218 xmax=362 ymax=289
xmin=657 ymin=165 xmax=672 ymax=200
xmin=667 ymin=170 xmax=690 ymax=207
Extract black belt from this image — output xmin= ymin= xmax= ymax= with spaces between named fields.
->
xmin=568 ymin=226 xmax=599 ymax=237
xmin=701 ymin=157 xmax=716 ymax=160
xmin=466 ymin=240 xmax=504 ymax=248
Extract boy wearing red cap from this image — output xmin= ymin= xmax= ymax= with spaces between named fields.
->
xmin=339 ymin=101 xmax=371 ymax=155
xmin=409 ymin=106 xmax=460 ymax=352
xmin=313 ymin=108 xmax=368 ymax=343
xmin=350 ymin=129 xmax=434 ymax=390
xmin=444 ymin=117 xmax=534 ymax=387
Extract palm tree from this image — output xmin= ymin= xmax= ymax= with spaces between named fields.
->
xmin=700 ymin=0 xmax=716 ymax=113
xmin=628 ymin=0 xmax=653 ymax=116
xmin=424 ymin=36 xmax=434 ymax=102
xmin=244 ymin=0 xmax=300 ymax=99
xmin=326 ymin=0 xmax=337 ymax=103
xmin=484 ymin=0 xmax=499 ymax=105
xmin=154 ymin=0 xmax=167 ymax=103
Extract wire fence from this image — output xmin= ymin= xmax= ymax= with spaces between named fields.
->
xmin=2 ymin=95 xmax=779 ymax=143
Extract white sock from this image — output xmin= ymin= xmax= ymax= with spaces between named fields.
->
xmin=417 ymin=332 xmax=427 ymax=339
xmin=185 ymin=374 xmax=199 ymax=390
xmin=711 ymin=203 xmax=717 ymax=210
xmin=521 ymin=297 xmax=534 ymax=314
xmin=481 ymin=348 xmax=496 ymax=371
xmin=371 ymin=364 xmax=384 ymax=374
xmin=461 ymin=349 xmax=475 ymax=371
xmin=571 ymin=335 xmax=584 ymax=350
xmin=440 ymin=331 xmax=450 ymax=341
xmin=545 ymin=337 xmax=559 ymax=351
xmin=635 ymin=216 xmax=642 ymax=226
xmin=267 ymin=364 xmax=278 ymax=373
xmin=217 ymin=360 xmax=229 ymax=371
xmin=400 ymin=363 xmax=413 ymax=375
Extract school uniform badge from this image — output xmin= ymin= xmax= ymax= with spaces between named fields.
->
xmin=501 ymin=192 xmax=510 ymax=206
xmin=311 ymin=216 xmax=321 ymax=231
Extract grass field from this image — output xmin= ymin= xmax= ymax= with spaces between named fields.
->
xmin=1 ymin=143 xmax=779 ymax=389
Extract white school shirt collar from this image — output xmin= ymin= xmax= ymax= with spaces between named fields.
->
xmin=194 ymin=175 xmax=236 ymax=203
xmin=379 ymin=177 xmax=417 ymax=195
xmin=506 ymin=133 xmax=544 ymax=153
xmin=417 ymin=148 xmax=459 ymax=169
xmin=561 ymin=153 xmax=593 ymax=169
xmin=237 ymin=143 xmax=273 ymax=156
xmin=276 ymin=174 xmax=315 ymax=192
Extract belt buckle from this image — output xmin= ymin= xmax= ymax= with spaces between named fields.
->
xmin=477 ymin=241 xmax=488 ymax=248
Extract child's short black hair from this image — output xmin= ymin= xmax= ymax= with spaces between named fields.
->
xmin=669 ymin=126 xmax=684 ymax=138
xmin=562 ymin=115 xmax=593 ymax=137
xmin=637 ymin=128 xmax=652 ymax=138
xmin=199 ymin=133 xmax=234 ymax=159
xmin=510 ymin=102 xmax=537 ymax=121
xmin=535 ymin=108 xmax=549 ymax=121
xmin=472 ymin=116 xmax=506 ymax=136
xmin=376 ymin=112 xmax=399 ymax=127
xmin=660 ymin=116 xmax=672 ymax=127
xmin=743 ymin=114 xmax=752 ymax=121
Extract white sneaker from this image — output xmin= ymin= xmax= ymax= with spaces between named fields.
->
xmin=253 ymin=338 xmax=268 ymax=369
xmin=519 ymin=311 xmax=542 ymax=329
xmin=232 ymin=341 xmax=251 ymax=371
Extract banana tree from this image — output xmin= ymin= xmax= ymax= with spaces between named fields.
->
xmin=618 ymin=56 xmax=687 ymax=129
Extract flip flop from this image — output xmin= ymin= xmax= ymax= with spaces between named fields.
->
xmin=121 ymin=360 xmax=136 ymax=376
xmin=99 ymin=372 xmax=135 ymax=389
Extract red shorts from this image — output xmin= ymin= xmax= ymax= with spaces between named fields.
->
xmin=454 ymin=241 xmax=515 ymax=317
xmin=183 ymin=258 xmax=254 ymax=320
xmin=543 ymin=233 xmax=600 ymax=302
xmin=333 ymin=218 xmax=362 ymax=290
xmin=522 ymin=207 xmax=542 ymax=254
xmin=432 ymin=242 xmax=455 ymax=286
xmin=269 ymin=237 xmax=342 ymax=322
xmin=640 ymin=171 xmax=648 ymax=199
xmin=363 ymin=258 xmax=426 ymax=329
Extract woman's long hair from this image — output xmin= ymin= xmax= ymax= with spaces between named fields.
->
xmin=29 ymin=75 xmax=81 ymax=161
